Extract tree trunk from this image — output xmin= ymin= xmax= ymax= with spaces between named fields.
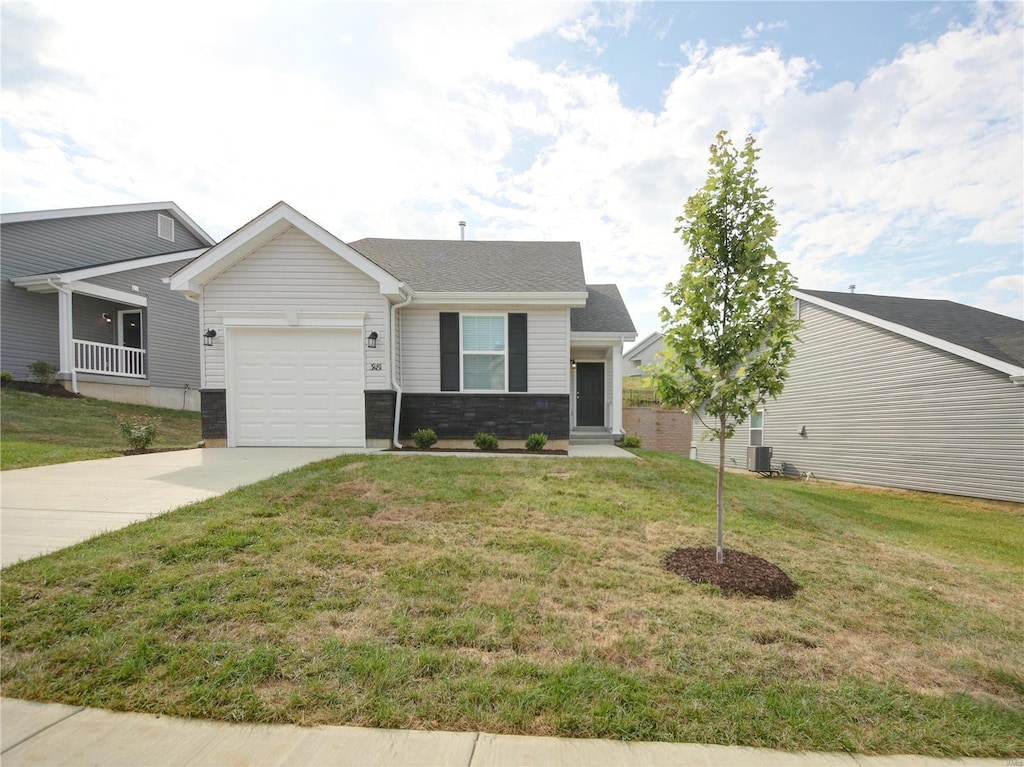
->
xmin=717 ymin=412 xmax=726 ymax=565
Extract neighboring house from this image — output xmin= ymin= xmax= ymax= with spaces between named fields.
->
xmin=2 ymin=202 xmax=215 ymax=409
xmin=169 ymin=201 xmax=636 ymax=448
xmin=690 ymin=289 xmax=1024 ymax=503
xmin=623 ymin=332 xmax=665 ymax=377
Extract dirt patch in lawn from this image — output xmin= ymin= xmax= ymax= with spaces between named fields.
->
xmin=664 ymin=546 xmax=800 ymax=600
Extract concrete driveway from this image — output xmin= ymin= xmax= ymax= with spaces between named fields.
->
xmin=0 ymin=448 xmax=377 ymax=568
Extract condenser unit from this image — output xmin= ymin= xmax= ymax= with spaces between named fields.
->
xmin=747 ymin=446 xmax=773 ymax=473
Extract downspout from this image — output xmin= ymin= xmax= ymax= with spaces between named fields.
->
xmin=47 ymin=277 xmax=78 ymax=395
xmin=390 ymin=285 xmax=413 ymax=448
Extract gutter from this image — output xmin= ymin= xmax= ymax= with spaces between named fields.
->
xmin=390 ymin=285 xmax=414 ymax=448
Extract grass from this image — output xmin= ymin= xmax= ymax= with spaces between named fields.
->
xmin=1 ymin=451 xmax=1022 ymax=756
xmin=0 ymin=389 xmax=201 ymax=470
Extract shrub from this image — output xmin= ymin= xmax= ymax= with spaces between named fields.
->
xmin=0 ymin=370 xmax=13 ymax=383
xmin=411 ymin=428 xmax=438 ymax=449
xmin=621 ymin=434 xmax=642 ymax=448
xmin=473 ymin=432 xmax=499 ymax=451
xmin=525 ymin=433 xmax=548 ymax=452
xmin=116 ymin=413 xmax=162 ymax=451
xmin=27 ymin=361 xmax=58 ymax=385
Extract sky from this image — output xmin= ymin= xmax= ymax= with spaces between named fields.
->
xmin=2 ymin=1 xmax=1022 ymax=342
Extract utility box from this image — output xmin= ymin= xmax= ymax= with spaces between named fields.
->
xmin=747 ymin=446 xmax=773 ymax=473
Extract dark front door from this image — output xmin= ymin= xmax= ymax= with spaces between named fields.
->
xmin=576 ymin=363 xmax=604 ymax=426
xmin=120 ymin=311 xmax=142 ymax=349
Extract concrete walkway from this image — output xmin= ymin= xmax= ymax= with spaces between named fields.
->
xmin=0 ymin=699 xmax=1003 ymax=767
xmin=0 ymin=447 xmax=376 ymax=567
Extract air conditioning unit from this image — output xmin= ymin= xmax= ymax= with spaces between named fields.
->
xmin=747 ymin=446 xmax=772 ymax=473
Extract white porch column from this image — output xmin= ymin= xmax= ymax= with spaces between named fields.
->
xmin=56 ymin=285 xmax=79 ymax=393
xmin=610 ymin=338 xmax=624 ymax=436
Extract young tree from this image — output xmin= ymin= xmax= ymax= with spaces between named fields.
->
xmin=655 ymin=131 xmax=800 ymax=565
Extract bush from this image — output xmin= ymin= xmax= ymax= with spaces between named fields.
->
xmin=27 ymin=361 xmax=58 ymax=385
xmin=621 ymin=434 xmax=642 ymax=448
xmin=0 ymin=370 xmax=13 ymax=383
xmin=473 ymin=432 xmax=499 ymax=451
xmin=525 ymin=433 xmax=548 ymax=452
xmin=116 ymin=413 xmax=162 ymax=451
xmin=411 ymin=428 xmax=438 ymax=449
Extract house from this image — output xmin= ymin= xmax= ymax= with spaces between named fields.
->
xmin=168 ymin=202 xmax=636 ymax=449
xmin=689 ymin=289 xmax=1024 ymax=503
xmin=623 ymin=332 xmax=666 ymax=377
xmin=2 ymin=202 xmax=215 ymax=409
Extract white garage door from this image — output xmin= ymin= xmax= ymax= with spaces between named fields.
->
xmin=228 ymin=328 xmax=365 ymax=447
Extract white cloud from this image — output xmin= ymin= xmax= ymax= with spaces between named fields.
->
xmin=2 ymin=0 xmax=1021 ymax=336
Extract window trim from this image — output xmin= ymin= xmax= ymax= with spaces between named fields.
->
xmin=749 ymin=409 xmax=764 ymax=447
xmin=460 ymin=313 xmax=508 ymax=393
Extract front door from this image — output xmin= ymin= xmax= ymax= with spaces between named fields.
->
xmin=119 ymin=311 xmax=142 ymax=349
xmin=576 ymin=362 xmax=605 ymax=426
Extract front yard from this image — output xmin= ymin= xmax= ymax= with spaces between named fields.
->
xmin=0 ymin=388 xmax=201 ymax=470
xmin=1 ymin=452 xmax=1021 ymax=757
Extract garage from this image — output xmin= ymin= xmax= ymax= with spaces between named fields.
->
xmin=228 ymin=327 xmax=365 ymax=447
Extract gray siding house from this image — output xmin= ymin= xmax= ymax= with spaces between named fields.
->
xmin=690 ymin=289 xmax=1024 ymax=503
xmin=2 ymin=202 xmax=215 ymax=409
xmin=623 ymin=332 xmax=666 ymax=377
xmin=169 ymin=201 xmax=636 ymax=448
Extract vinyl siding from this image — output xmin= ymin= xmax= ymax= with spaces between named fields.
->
xmin=401 ymin=306 xmax=569 ymax=394
xmin=692 ymin=302 xmax=1024 ymax=503
xmin=88 ymin=261 xmax=200 ymax=388
xmin=201 ymin=227 xmax=388 ymax=390
xmin=1 ymin=210 xmax=205 ymax=380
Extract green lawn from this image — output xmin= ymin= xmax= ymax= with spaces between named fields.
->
xmin=1 ymin=452 xmax=1021 ymax=757
xmin=0 ymin=389 xmax=201 ymax=470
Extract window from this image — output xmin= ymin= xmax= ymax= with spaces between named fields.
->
xmin=157 ymin=213 xmax=175 ymax=242
xmin=439 ymin=313 xmax=527 ymax=393
xmin=749 ymin=410 xmax=764 ymax=447
xmin=462 ymin=315 xmax=505 ymax=390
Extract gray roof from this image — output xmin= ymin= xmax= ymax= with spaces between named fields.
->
xmin=800 ymin=290 xmax=1024 ymax=368
xmin=571 ymin=284 xmax=637 ymax=334
xmin=347 ymin=238 xmax=587 ymax=293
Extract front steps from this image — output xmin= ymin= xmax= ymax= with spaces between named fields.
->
xmin=570 ymin=427 xmax=616 ymax=446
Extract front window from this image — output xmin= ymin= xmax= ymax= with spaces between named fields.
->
xmin=749 ymin=410 xmax=764 ymax=447
xmin=462 ymin=315 xmax=505 ymax=390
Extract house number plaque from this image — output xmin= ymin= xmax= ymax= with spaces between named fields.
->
xmin=368 ymin=363 xmax=383 ymax=371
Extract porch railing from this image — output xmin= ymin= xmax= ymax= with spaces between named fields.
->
xmin=74 ymin=339 xmax=146 ymax=378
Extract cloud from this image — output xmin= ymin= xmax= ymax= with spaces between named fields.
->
xmin=2 ymin=0 xmax=1021 ymax=336
xmin=741 ymin=21 xmax=789 ymax=40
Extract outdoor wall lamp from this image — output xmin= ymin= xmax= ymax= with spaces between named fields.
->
xmin=570 ymin=359 xmax=577 ymax=369
xmin=203 ymin=328 xmax=217 ymax=347
xmin=102 ymin=313 xmax=113 ymax=324
xmin=366 ymin=331 xmax=379 ymax=349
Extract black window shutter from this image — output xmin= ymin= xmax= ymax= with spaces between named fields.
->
xmin=440 ymin=312 xmax=460 ymax=391
xmin=508 ymin=313 xmax=528 ymax=392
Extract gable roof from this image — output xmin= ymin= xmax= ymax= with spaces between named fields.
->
xmin=169 ymin=202 xmax=404 ymax=298
xmin=570 ymin=284 xmax=637 ymax=336
xmin=624 ymin=331 xmax=665 ymax=361
xmin=348 ymin=238 xmax=588 ymax=296
xmin=1 ymin=201 xmax=215 ymax=247
xmin=796 ymin=289 xmax=1024 ymax=378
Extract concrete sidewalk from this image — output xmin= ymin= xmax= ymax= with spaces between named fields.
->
xmin=0 ymin=699 xmax=1003 ymax=767
xmin=0 ymin=447 xmax=376 ymax=567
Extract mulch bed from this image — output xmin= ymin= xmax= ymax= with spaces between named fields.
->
xmin=391 ymin=447 xmax=569 ymax=455
xmin=664 ymin=546 xmax=800 ymax=600
xmin=1 ymin=380 xmax=80 ymax=398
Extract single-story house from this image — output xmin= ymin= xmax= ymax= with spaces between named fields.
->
xmin=168 ymin=202 xmax=636 ymax=449
xmin=623 ymin=332 xmax=666 ymax=377
xmin=2 ymin=202 xmax=215 ymax=409
xmin=690 ymin=289 xmax=1024 ymax=503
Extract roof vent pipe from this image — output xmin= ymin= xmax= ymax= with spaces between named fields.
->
xmin=848 ymin=284 xmax=856 ymax=293
xmin=458 ymin=221 xmax=466 ymax=241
